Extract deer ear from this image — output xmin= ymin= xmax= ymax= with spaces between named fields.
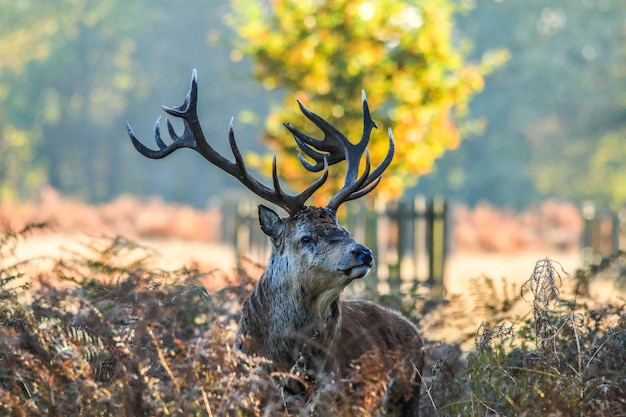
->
xmin=258 ymin=205 xmax=284 ymax=238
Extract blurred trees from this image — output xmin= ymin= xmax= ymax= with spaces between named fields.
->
xmin=526 ymin=1 xmax=626 ymax=209
xmin=1 ymin=0 xmax=624 ymax=209
xmin=1 ymin=1 xmax=142 ymax=201
xmin=0 ymin=0 xmax=267 ymax=205
xmin=226 ymin=0 xmax=506 ymax=202
xmin=415 ymin=0 xmax=626 ymax=208
xmin=0 ymin=1 xmax=81 ymax=200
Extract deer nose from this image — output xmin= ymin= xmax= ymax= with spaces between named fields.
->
xmin=353 ymin=245 xmax=373 ymax=266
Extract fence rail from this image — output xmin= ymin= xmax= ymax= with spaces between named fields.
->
xmin=220 ymin=197 xmax=449 ymax=299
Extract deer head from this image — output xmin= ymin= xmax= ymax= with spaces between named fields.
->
xmin=258 ymin=204 xmax=376 ymax=319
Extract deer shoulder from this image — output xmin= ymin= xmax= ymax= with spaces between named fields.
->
xmin=337 ymin=299 xmax=422 ymax=369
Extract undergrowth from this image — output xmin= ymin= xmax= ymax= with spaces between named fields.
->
xmin=1 ymin=226 xmax=625 ymax=416
xmin=432 ymin=257 xmax=626 ymax=417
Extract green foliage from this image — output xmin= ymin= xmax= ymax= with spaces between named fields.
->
xmin=417 ymin=1 xmax=626 ymax=207
xmin=2 ymin=1 xmax=623 ymax=208
xmin=538 ymin=127 xmax=626 ymax=209
xmin=0 ymin=0 xmax=82 ymax=200
xmin=0 ymin=0 xmax=144 ymax=201
xmin=525 ymin=2 xmax=626 ymax=209
xmin=226 ymin=0 xmax=506 ymax=202
xmin=0 ymin=0 xmax=270 ymax=205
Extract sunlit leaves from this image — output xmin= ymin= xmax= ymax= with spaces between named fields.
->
xmin=227 ymin=0 xmax=505 ymax=202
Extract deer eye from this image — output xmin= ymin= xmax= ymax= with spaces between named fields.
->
xmin=300 ymin=236 xmax=314 ymax=246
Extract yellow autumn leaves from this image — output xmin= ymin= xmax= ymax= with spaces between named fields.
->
xmin=227 ymin=0 xmax=507 ymax=202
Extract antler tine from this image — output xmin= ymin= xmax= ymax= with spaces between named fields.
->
xmin=281 ymin=90 xmax=394 ymax=213
xmin=270 ymin=155 xmax=330 ymax=212
xmin=128 ymin=69 xmax=228 ymax=166
xmin=325 ymin=91 xmax=393 ymax=213
xmin=283 ymin=100 xmax=352 ymax=172
xmin=328 ymin=127 xmax=395 ymax=210
xmin=127 ymin=69 xmax=330 ymax=216
xmin=326 ymin=147 xmax=372 ymax=212
xmin=226 ymin=117 xmax=330 ymax=214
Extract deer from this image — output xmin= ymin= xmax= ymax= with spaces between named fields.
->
xmin=127 ymin=69 xmax=424 ymax=416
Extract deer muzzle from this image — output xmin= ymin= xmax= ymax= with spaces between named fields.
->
xmin=338 ymin=244 xmax=374 ymax=280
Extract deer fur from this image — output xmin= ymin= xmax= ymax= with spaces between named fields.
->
xmin=236 ymin=205 xmax=424 ymax=416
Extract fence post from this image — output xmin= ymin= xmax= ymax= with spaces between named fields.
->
xmin=234 ymin=199 xmax=260 ymax=270
xmin=610 ymin=211 xmax=620 ymax=256
xmin=388 ymin=199 xmax=410 ymax=293
xmin=234 ymin=200 xmax=246 ymax=270
xmin=364 ymin=200 xmax=380 ymax=294
xmin=608 ymin=206 xmax=626 ymax=285
xmin=617 ymin=204 xmax=626 ymax=251
xmin=382 ymin=201 xmax=398 ymax=292
xmin=220 ymin=197 xmax=236 ymax=248
xmin=581 ymin=200 xmax=596 ymax=266
xmin=427 ymin=196 xmax=446 ymax=300
xmin=412 ymin=196 xmax=427 ymax=286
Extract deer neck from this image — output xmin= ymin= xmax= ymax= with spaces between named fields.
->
xmin=244 ymin=260 xmax=342 ymax=367
xmin=260 ymin=262 xmax=341 ymax=337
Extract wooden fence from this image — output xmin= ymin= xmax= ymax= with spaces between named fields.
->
xmin=220 ymin=197 xmax=449 ymax=299
xmin=581 ymin=201 xmax=626 ymax=279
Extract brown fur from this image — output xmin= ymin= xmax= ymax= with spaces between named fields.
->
xmin=236 ymin=205 xmax=424 ymax=416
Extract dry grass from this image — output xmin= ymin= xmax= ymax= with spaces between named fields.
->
xmin=1 ymin=226 xmax=624 ymax=416
xmin=454 ymin=200 xmax=582 ymax=253
xmin=2 ymin=188 xmax=582 ymax=253
xmin=1 ymin=193 xmax=624 ymax=416
xmin=0 ymin=228 xmax=447 ymax=416
xmin=0 ymin=187 xmax=222 ymax=242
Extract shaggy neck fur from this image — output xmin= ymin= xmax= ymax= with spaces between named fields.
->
xmin=240 ymin=255 xmax=342 ymax=372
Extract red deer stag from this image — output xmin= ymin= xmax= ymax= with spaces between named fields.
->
xmin=127 ymin=69 xmax=424 ymax=416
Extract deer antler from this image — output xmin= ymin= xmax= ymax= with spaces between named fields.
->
xmin=127 ymin=69 xmax=328 ymax=216
xmin=284 ymin=90 xmax=395 ymax=213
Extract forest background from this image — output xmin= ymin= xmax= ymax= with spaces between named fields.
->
xmin=2 ymin=0 xmax=625 ymax=211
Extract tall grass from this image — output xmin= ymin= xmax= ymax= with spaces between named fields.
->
xmin=425 ymin=257 xmax=626 ymax=416
xmin=0 ymin=227 xmax=624 ymax=416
